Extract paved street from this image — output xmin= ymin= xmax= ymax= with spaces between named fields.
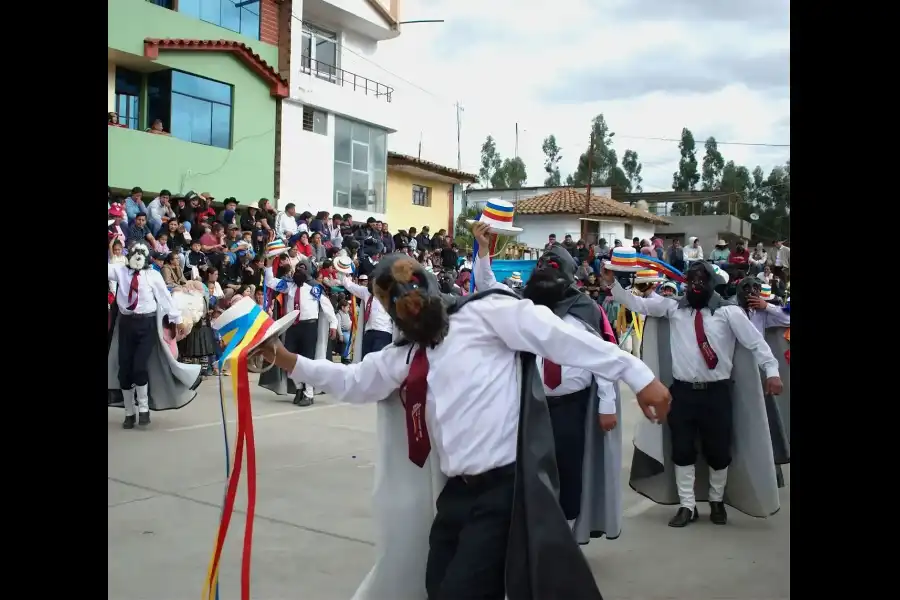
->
xmin=108 ymin=377 xmax=790 ymax=600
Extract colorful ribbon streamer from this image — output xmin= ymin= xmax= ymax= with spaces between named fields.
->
xmin=633 ymin=256 xmax=686 ymax=283
xmin=203 ymin=308 xmax=274 ymax=600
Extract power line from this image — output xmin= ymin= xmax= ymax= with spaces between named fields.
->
xmin=616 ymin=135 xmax=789 ymax=148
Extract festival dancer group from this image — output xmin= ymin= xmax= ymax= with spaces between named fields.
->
xmin=108 ymin=198 xmax=790 ymax=599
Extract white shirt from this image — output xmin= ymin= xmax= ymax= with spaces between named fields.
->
xmin=685 ymin=245 xmax=704 ymax=261
xmin=288 ymin=293 xmax=654 ymax=477
xmin=275 ymin=211 xmax=298 ymax=239
xmin=474 ymin=258 xmax=616 ymax=414
xmin=610 ymin=281 xmax=779 ymax=382
xmin=747 ymin=303 xmax=791 ymax=336
xmin=775 ymin=245 xmax=790 ymax=268
xmin=107 ymin=264 xmax=182 ymax=324
xmin=146 ymin=197 xmax=174 ymax=224
xmin=340 ymin=275 xmax=394 ymax=335
xmin=264 ymin=267 xmax=337 ymax=329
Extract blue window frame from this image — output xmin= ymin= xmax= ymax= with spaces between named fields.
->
xmin=179 ymin=0 xmax=261 ymax=40
xmin=115 ymin=67 xmax=143 ymax=130
xmin=170 ymin=71 xmax=233 ymax=149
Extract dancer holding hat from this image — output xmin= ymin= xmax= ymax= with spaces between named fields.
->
xmin=254 ymin=250 xmax=671 ymax=600
xmin=473 ymin=222 xmax=628 ymax=547
xmin=604 ymin=261 xmax=784 ymax=527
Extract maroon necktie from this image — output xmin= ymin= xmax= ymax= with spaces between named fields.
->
xmin=400 ymin=347 xmax=431 ymax=467
xmin=364 ymin=296 xmax=374 ymax=322
xmin=543 ymin=359 xmax=562 ymax=390
xmin=293 ymin=287 xmax=302 ymax=324
xmin=694 ymin=310 xmax=719 ymax=369
xmin=127 ymin=271 xmax=140 ymax=311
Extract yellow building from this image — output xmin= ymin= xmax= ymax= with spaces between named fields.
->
xmin=386 ymin=152 xmax=478 ymax=234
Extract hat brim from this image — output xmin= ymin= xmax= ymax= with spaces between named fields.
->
xmin=334 ymin=263 xmax=353 ymax=274
xmin=266 ymin=248 xmax=288 ymax=258
xmin=245 ymin=310 xmax=300 ymax=356
xmin=465 ymin=219 xmax=523 ymax=234
xmin=602 ymin=262 xmax=643 ymax=273
xmin=634 ymin=277 xmax=666 ymax=284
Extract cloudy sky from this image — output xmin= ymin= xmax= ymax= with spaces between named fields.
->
xmin=365 ymin=0 xmax=790 ymax=190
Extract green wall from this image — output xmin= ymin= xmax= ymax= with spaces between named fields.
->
xmin=108 ymin=0 xmax=279 ymax=202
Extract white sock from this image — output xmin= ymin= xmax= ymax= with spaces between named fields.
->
xmin=674 ymin=464 xmax=696 ymax=511
xmin=123 ymin=388 xmax=136 ymax=417
xmin=304 ymin=385 xmax=314 ymax=399
xmin=708 ymin=467 xmax=728 ymax=502
xmin=135 ymin=384 xmax=150 ymax=413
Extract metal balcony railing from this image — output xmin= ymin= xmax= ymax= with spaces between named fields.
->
xmin=300 ymin=57 xmax=393 ymax=103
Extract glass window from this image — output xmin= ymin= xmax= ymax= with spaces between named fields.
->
xmin=334 ymin=116 xmax=388 ymax=214
xmin=166 ymin=71 xmax=233 ymax=149
xmin=179 ymin=0 xmax=260 ymax=41
xmin=301 ymin=22 xmax=338 ymax=77
xmin=146 ymin=70 xmax=172 ymax=132
xmin=116 ymin=94 xmax=140 ymax=130
xmin=412 ymin=184 xmax=431 ymax=207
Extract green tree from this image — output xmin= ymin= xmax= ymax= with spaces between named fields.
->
xmin=478 ymin=135 xmax=502 ymax=187
xmin=622 ymin=149 xmax=643 ymax=193
xmin=566 ymin=114 xmax=625 ymax=187
xmin=671 ymin=128 xmax=700 ymax=214
xmin=700 ymin=137 xmax=725 ymax=213
xmin=541 ymin=135 xmax=563 ymax=186
xmin=491 ymin=156 xmax=528 ymax=188
xmin=715 ymin=160 xmax=752 ymax=215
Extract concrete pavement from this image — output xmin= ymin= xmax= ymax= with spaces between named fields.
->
xmin=108 ymin=378 xmax=790 ymax=600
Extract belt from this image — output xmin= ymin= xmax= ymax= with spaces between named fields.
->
xmin=121 ymin=312 xmax=156 ymax=319
xmin=546 ymin=387 xmax=591 ymax=408
xmin=458 ymin=462 xmax=516 ymax=487
xmin=673 ymin=379 xmax=730 ymax=390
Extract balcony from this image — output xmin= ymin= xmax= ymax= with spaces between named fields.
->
xmin=300 ymin=57 xmax=393 ymax=103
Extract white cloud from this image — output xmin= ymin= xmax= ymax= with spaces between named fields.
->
xmin=368 ymin=0 xmax=790 ymax=189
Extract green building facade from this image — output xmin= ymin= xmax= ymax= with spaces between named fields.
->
xmin=107 ymin=0 xmax=285 ymax=202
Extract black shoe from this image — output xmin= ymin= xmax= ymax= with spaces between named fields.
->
xmin=341 ymin=358 xmax=351 ymax=365
xmin=668 ymin=506 xmax=699 ymax=528
xmin=138 ymin=411 xmax=151 ymax=426
xmin=709 ymin=501 xmax=727 ymax=525
xmin=296 ymin=395 xmax=314 ymax=407
xmin=292 ymin=391 xmax=304 ymax=405
xmin=123 ymin=415 xmax=136 ymax=430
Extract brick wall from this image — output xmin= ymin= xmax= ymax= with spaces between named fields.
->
xmin=273 ymin=0 xmax=292 ymax=200
xmin=260 ymin=0 xmax=280 ymax=45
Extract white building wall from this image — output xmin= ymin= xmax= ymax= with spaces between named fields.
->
xmin=107 ymin=61 xmax=115 ymax=112
xmin=513 ymin=215 xmax=657 ymax=251
xmin=280 ymin=0 xmax=396 ymax=220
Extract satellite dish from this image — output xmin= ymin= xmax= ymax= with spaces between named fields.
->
xmin=749 ymin=213 xmax=760 ymax=221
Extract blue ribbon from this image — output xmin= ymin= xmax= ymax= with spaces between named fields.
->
xmin=470 ymin=211 xmax=483 ymax=293
xmin=218 ymin=303 xmax=265 ymax=367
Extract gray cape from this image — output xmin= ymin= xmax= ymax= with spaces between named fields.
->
xmin=258 ymin=288 xmax=331 ymax=395
xmin=629 ymin=316 xmax=781 ymax=517
xmin=764 ymin=327 xmax=791 ymax=463
xmin=107 ymin=302 xmax=202 ymax=410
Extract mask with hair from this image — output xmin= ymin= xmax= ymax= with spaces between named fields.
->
xmin=685 ymin=262 xmax=717 ymax=309
xmin=523 ymin=246 xmax=576 ymax=307
xmin=372 ymin=254 xmax=449 ymax=346
xmin=736 ymin=278 xmax=762 ymax=310
xmin=127 ymin=242 xmax=151 ymax=271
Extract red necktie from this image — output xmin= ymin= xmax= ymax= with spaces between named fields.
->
xmin=400 ymin=347 xmax=431 ymax=467
xmin=364 ymin=296 xmax=374 ymax=322
xmin=694 ymin=309 xmax=719 ymax=369
xmin=127 ymin=271 xmax=140 ymax=311
xmin=293 ymin=286 xmax=302 ymax=324
xmin=543 ymin=359 xmax=562 ymax=390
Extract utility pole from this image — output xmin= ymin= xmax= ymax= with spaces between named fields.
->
xmin=418 ymin=131 xmax=423 ymax=159
xmin=455 ymin=101 xmax=463 ymax=171
xmin=582 ymin=130 xmax=595 ymax=240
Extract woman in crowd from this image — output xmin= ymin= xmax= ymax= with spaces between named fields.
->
xmin=749 ymin=242 xmax=769 ymax=275
xmin=310 ymin=231 xmax=328 ymax=264
xmin=295 ymin=231 xmax=314 ymax=258
xmin=203 ymin=265 xmax=225 ymax=301
xmin=161 ymin=252 xmax=187 ymax=288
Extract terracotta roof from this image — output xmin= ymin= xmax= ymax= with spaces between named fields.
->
xmin=387 ymin=152 xmax=478 ymax=183
xmin=515 ymin=188 xmax=671 ymax=225
xmin=143 ymin=39 xmax=289 ymax=99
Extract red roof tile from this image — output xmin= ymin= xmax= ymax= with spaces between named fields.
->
xmin=143 ymin=39 xmax=289 ymax=99
xmin=515 ymin=188 xmax=670 ymax=225
xmin=387 ymin=152 xmax=478 ymax=182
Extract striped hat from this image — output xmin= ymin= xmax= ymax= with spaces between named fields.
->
xmin=265 ymin=239 xmax=288 ymax=258
xmin=759 ymin=284 xmax=774 ymax=301
xmin=633 ymin=269 xmax=665 ymax=284
xmin=465 ymin=199 xmax=523 ymax=234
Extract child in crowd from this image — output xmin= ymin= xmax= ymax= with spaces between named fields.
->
xmin=185 ymin=239 xmax=207 ymax=280
xmin=337 ymin=299 xmax=353 ymax=365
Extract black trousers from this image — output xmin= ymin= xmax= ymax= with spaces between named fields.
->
xmin=361 ymin=329 xmax=392 ymax=359
xmin=668 ymin=380 xmax=733 ymax=470
xmin=117 ymin=313 xmax=156 ymax=389
xmin=426 ymin=464 xmax=515 ymax=600
xmin=285 ymin=320 xmax=318 ymax=359
xmin=548 ymin=389 xmax=590 ymax=520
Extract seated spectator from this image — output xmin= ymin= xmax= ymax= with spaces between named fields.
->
xmin=203 ymin=266 xmax=225 ymax=301
xmin=576 ymin=259 xmax=593 ymax=282
xmin=109 ymin=238 xmax=127 ymax=266
xmin=127 ymin=212 xmax=155 ymax=246
xmin=125 ymin=187 xmax=146 ymax=223
xmin=161 ymin=252 xmax=188 ymax=287
xmin=146 ymin=118 xmax=171 ymax=136
xmin=219 ymin=197 xmax=239 ymax=228
xmin=295 ymin=231 xmax=314 ymax=258
xmin=310 ymin=231 xmax=327 ymax=264
xmin=185 ymin=239 xmax=208 ymax=280
xmin=154 ymin=231 xmax=170 ymax=254
xmin=147 ymin=189 xmax=175 ymax=233
xmin=108 ymin=112 xmax=126 ymax=128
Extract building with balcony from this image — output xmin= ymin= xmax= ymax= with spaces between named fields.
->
xmin=108 ymin=0 xmax=289 ymax=202
xmin=385 ymin=153 xmax=478 ymax=234
xmin=278 ymin=0 xmax=402 ymax=221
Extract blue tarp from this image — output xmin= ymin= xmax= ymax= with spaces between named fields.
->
xmin=490 ymin=259 xmax=537 ymax=284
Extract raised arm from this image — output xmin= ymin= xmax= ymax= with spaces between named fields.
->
xmin=723 ymin=306 xmax=779 ymax=378
xmin=340 ymin=274 xmax=370 ymax=301
xmin=608 ymin=280 xmax=676 ymax=318
xmin=264 ymin=266 xmax=291 ymax=293
xmin=473 ymin=255 xmax=509 ymax=292
xmin=269 ymin=342 xmax=410 ymax=404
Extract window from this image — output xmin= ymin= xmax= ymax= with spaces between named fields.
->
xmin=115 ymin=67 xmax=142 ymax=130
xmin=302 ymin=106 xmax=327 ymax=135
xmin=146 ymin=0 xmax=174 ymax=8
xmin=179 ymin=0 xmax=261 ymax=40
xmin=301 ymin=22 xmax=339 ymax=81
xmin=147 ymin=70 xmax=233 ymax=149
xmin=334 ymin=116 xmax=387 ymax=213
xmin=412 ymin=185 xmax=431 ymax=207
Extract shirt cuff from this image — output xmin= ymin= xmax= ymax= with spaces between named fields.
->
xmin=288 ymin=354 xmax=308 ymax=383
xmin=763 ymin=365 xmax=780 ymax=379
xmin=598 ymin=397 xmax=616 ymax=415
xmin=621 ymin=361 xmax=656 ymax=395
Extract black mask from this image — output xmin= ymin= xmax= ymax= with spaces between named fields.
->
xmin=736 ymin=278 xmax=761 ymax=310
xmin=686 ymin=262 xmax=715 ymax=309
xmin=372 ymin=254 xmax=449 ymax=346
xmin=523 ymin=247 xmax=577 ymax=308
